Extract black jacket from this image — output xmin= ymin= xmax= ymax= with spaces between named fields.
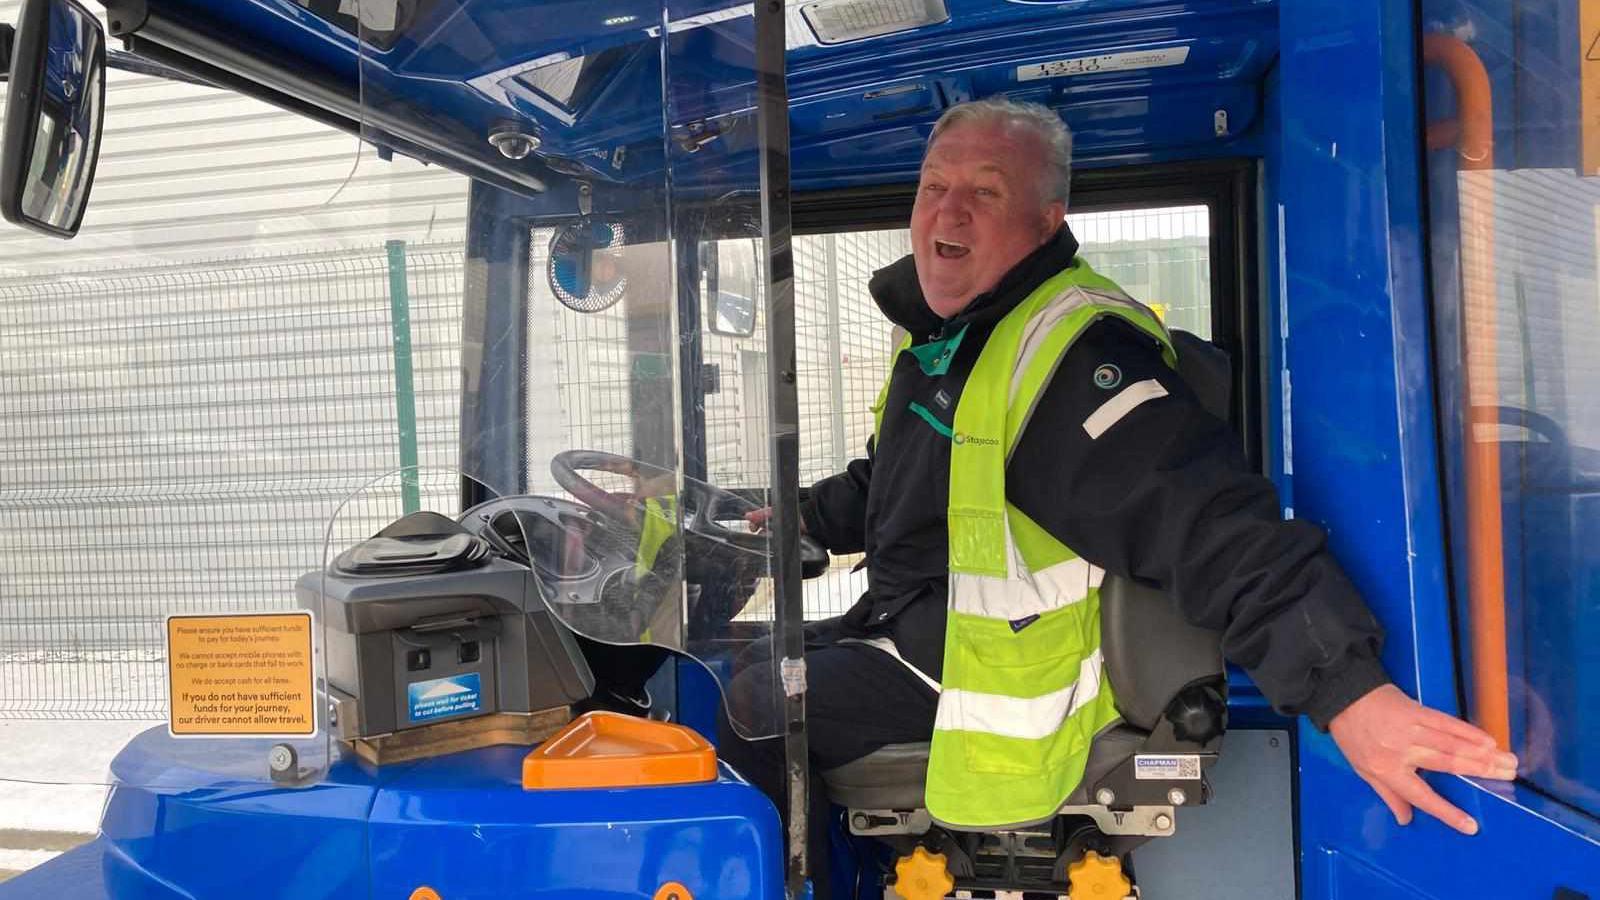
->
xmin=800 ymin=226 xmax=1390 ymax=731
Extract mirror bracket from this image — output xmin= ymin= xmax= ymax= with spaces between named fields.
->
xmin=103 ymin=0 xmax=149 ymax=38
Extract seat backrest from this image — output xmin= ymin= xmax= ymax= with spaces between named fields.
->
xmin=1099 ymin=330 xmax=1230 ymax=732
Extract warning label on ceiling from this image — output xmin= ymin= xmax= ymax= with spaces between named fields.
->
xmin=166 ymin=612 xmax=316 ymax=738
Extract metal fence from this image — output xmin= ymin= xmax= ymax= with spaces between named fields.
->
xmin=0 ymin=243 xmax=466 ymax=718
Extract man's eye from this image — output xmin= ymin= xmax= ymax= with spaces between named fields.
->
xmin=922 ymin=183 xmax=946 ymax=193
xmin=975 ymin=187 xmax=998 ymax=198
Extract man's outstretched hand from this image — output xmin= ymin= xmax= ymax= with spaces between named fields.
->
xmin=1328 ymin=684 xmax=1519 ymax=835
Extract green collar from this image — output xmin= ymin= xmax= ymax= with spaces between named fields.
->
xmin=907 ymin=323 xmax=969 ymax=376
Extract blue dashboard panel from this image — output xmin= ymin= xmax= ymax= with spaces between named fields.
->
xmin=77 ymin=728 xmax=376 ymax=899
xmin=0 ymin=726 xmax=782 ymax=900
xmin=366 ymin=745 xmax=784 ymax=900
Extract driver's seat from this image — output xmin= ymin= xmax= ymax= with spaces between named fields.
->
xmin=819 ymin=331 xmax=1233 ymax=895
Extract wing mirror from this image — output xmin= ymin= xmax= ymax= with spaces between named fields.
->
xmin=704 ymin=238 xmax=760 ymax=338
xmin=0 ymin=0 xmax=105 ymax=238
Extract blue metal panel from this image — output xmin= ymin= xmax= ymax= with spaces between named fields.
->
xmin=1300 ymin=726 xmax=1600 ymax=897
xmin=367 ymin=746 xmax=784 ymax=900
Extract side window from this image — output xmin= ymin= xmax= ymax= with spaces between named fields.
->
xmin=1069 ymin=205 xmax=1212 ymax=340
xmin=1420 ymin=14 xmax=1600 ymax=819
xmin=792 ymin=206 xmax=1212 ymax=621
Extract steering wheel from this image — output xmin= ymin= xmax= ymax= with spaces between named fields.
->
xmin=550 ymin=449 xmax=830 ymax=577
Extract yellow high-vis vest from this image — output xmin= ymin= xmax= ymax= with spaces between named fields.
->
xmin=874 ymin=259 xmax=1175 ymax=829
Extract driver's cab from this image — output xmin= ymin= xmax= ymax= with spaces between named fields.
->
xmin=0 ymin=1 xmax=1291 ymax=898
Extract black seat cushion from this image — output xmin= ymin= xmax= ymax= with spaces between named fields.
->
xmin=820 ymin=724 xmax=1147 ymax=812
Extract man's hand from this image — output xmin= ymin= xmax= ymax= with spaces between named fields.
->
xmin=1328 ymin=684 xmax=1519 ymax=835
xmin=743 ymin=507 xmax=805 ymax=535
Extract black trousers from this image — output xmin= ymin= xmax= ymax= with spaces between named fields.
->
xmin=716 ymin=620 xmax=939 ymax=900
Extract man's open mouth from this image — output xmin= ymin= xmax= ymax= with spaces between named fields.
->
xmin=935 ymin=239 xmax=970 ymax=259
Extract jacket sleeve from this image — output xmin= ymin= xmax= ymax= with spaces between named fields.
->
xmin=800 ymin=437 xmax=874 ymax=555
xmin=1005 ymin=317 xmax=1390 ymax=730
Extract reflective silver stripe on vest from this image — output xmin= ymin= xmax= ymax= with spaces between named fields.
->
xmin=932 ymin=649 xmax=1107 ymax=741
xmin=1083 ymin=378 xmax=1169 ymax=439
xmin=1009 ymin=285 xmax=1154 ymax=404
xmin=949 ymin=557 xmax=1105 ymax=620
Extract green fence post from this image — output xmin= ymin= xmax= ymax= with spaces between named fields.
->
xmin=386 ymin=239 xmax=421 ymax=514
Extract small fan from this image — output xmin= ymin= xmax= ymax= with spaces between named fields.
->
xmin=547 ymin=219 xmax=628 ymax=313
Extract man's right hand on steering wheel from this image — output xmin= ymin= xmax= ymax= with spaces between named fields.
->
xmin=743 ymin=507 xmax=805 ymax=535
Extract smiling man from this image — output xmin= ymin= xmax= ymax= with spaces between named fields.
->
xmin=721 ymin=98 xmax=1517 ymax=898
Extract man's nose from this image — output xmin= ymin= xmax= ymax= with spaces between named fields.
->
xmin=935 ymin=188 xmax=972 ymax=223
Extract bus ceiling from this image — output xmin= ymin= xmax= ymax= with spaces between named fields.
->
xmin=89 ymin=0 xmax=1273 ymax=207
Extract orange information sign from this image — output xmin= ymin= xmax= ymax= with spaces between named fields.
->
xmin=166 ymin=612 xmax=316 ymax=737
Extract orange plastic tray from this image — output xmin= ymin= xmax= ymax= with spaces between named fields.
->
xmin=522 ymin=711 xmax=718 ymax=790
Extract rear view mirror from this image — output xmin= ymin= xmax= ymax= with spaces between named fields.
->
xmin=704 ymin=239 xmax=760 ymax=338
xmin=0 ymin=0 xmax=105 ymax=238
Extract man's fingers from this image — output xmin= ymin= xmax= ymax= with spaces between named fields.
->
xmin=1406 ymin=728 xmax=1519 ymax=779
xmin=1368 ymin=777 xmax=1413 ymax=826
xmin=1395 ymin=772 xmax=1479 ymax=835
xmin=1415 ymin=705 xmax=1500 ymax=748
xmin=1404 ymin=745 xmax=1516 ymax=780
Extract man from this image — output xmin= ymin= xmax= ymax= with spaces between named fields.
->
xmin=721 ymin=98 xmax=1517 ymax=894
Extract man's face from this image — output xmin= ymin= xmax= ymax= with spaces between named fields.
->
xmin=910 ymin=120 xmax=1066 ymax=318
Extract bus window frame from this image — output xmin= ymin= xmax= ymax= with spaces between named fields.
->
xmin=792 ymin=157 xmax=1264 ymax=472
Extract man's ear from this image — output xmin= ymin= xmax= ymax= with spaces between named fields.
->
xmin=1041 ymin=201 xmax=1067 ymax=238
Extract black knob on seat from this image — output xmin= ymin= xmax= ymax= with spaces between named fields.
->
xmin=1165 ymin=680 xmax=1227 ymax=746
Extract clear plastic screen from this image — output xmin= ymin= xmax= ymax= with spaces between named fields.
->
xmin=354 ymin=0 xmax=794 ymax=739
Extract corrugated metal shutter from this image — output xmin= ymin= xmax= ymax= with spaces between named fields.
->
xmin=0 ymin=15 xmax=470 ymax=717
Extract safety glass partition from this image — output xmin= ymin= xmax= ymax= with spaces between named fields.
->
xmin=355 ymin=0 xmax=796 ymax=740
xmin=1419 ymin=11 xmax=1600 ymax=821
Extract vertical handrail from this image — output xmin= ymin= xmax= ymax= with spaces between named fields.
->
xmin=1422 ymin=33 xmax=1511 ymax=751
